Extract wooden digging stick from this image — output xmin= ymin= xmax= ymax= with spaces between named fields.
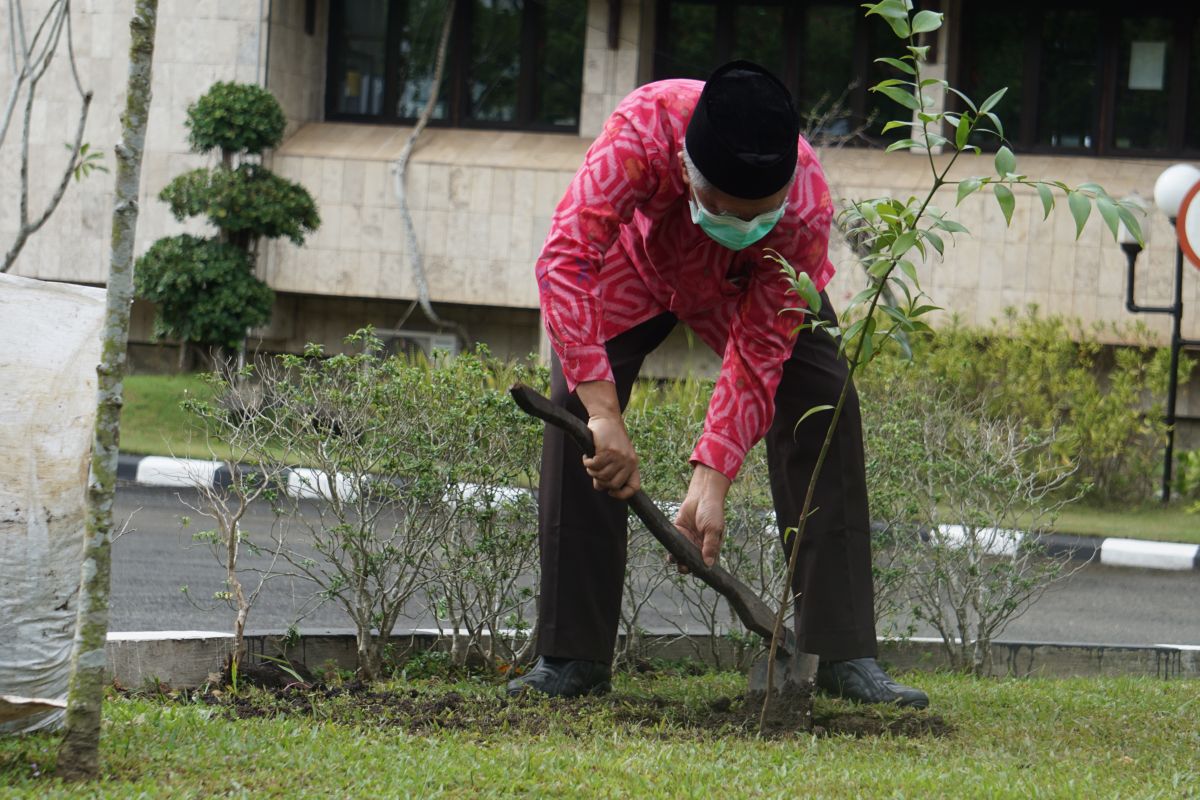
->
xmin=509 ymin=382 xmax=800 ymax=659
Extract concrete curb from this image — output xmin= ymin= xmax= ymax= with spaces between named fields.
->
xmin=102 ymin=628 xmax=1200 ymax=689
xmin=118 ymin=454 xmax=1200 ymax=572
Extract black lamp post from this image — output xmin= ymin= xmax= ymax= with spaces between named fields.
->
xmin=1119 ymin=164 xmax=1200 ymax=503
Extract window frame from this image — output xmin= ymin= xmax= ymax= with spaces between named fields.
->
xmin=953 ymin=0 xmax=1200 ymax=159
xmin=324 ymin=0 xmax=585 ymax=133
xmin=650 ymin=0 xmax=934 ymax=145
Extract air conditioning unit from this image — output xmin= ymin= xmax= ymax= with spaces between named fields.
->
xmin=377 ymin=328 xmax=460 ymax=360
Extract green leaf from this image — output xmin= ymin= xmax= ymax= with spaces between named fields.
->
xmin=945 ymin=87 xmax=978 ymax=113
xmin=875 ymin=85 xmax=921 ymax=111
xmin=922 ymin=229 xmax=945 ymax=256
xmin=978 ymin=87 xmax=1008 ymax=115
xmin=911 ymin=10 xmax=943 ymax=34
xmin=956 ymin=177 xmax=983 ymax=206
xmin=907 ymin=45 xmax=930 ymax=61
xmin=886 ymin=138 xmax=921 ymax=153
xmin=993 ymin=184 xmax=1015 ymax=225
xmin=1096 ymin=195 xmax=1120 ymax=241
xmin=934 ymin=218 xmax=970 ymax=234
xmin=881 ymin=119 xmax=913 ymax=133
xmin=795 ymin=404 xmax=834 ymax=427
xmin=955 ymin=114 xmax=971 ymax=150
xmin=871 ymin=78 xmax=910 ymax=90
xmin=1116 ymin=204 xmax=1145 ymax=246
xmin=994 ymin=146 xmax=1016 ymax=178
xmin=1067 ymin=190 xmax=1091 ymax=239
xmin=1035 ymin=182 xmax=1055 ymax=220
xmin=875 ymin=56 xmax=917 ymax=75
xmin=891 ymin=230 xmax=920 ymax=257
xmin=789 ymin=269 xmax=823 ymax=314
xmin=898 ymin=259 xmax=919 ymax=285
xmin=984 ymin=112 xmax=1005 ymax=140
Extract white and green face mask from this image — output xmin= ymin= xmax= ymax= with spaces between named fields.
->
xmin=688 ymin=192 xmax=786 ymax=251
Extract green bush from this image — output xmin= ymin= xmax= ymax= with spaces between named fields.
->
xmin=859 ymin=306 xmax=1190 ymax=505
xmin=186 ymin=81 xmax=286 ymax=155
xmin=134 ymin=234 xmax=273 ymax=349
xmin=160 ymin=165 xmax=319 ymax=245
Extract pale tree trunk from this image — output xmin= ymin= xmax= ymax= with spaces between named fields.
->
xmin=56 ymin=0 xmax=158 ymax=782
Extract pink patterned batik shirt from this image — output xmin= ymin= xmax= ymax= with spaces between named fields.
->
xmin=535 ymin=79 xmax=836 ymax=481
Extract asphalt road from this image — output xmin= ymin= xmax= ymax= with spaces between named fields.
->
xmin=111 ymin=486 xmax=1200 ymax=646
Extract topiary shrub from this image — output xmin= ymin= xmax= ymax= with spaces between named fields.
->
xmin=136 ymin=82 xmax=319 ymax=363
xmin=134 ymin=235 xmax=274 ymax=349
xmin=186 ymin=81 xmax=286 ymax=157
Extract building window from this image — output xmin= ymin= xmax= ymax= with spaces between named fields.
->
xmin=326 ymin=0 xmax=586 ymax=131
xmin=958 ymin=1 xmax=1199 ymax=157
xmin=652 ymin=0 xmax=910 ymax=142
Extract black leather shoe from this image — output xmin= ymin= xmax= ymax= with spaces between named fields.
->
xmin=816 ymin=658 xmax=929 ymax=708
xmin=505 ymin=656 xmax=612 ymax=698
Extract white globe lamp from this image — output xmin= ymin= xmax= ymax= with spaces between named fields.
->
xmin=1153 ymin=163 xmax=1200 ymax=220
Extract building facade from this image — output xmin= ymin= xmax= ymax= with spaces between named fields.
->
xmin=3 ymin=0 xmax=1199 ymax=416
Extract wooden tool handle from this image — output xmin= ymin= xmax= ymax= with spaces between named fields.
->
xmin=510 ymin=382 xmax=796 ymax=657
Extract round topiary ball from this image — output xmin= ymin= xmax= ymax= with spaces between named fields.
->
xmin=186 ymin=81 xmax=287 ymax=156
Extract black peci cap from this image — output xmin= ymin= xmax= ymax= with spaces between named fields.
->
xmin=684 ymin=60 xmax=800 ymax=200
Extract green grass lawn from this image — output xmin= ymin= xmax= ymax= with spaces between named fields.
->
xmin=120 ymin=374 xmax=218 ymax=461
xmin=1 ymin=672 xmax=1197 ymax=798
xmin=1050 ymin=505 xmax=1200 ymax=545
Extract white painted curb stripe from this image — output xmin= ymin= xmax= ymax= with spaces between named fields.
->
xmin=934 ymin=524 xmax=1024 ymax=557
xmin=1100 ymin=538 xmax=1200 ymax=571
xmin=135 ymin=456 xmax=220 ymax=488
xmin=287 ymin=468 xmax=357 ymax=502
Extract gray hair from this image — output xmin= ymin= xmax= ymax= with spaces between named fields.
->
xmin=680 ymin=146 xmax=714 ymax=193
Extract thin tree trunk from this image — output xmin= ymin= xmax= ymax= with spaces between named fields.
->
xmin=56 ymin=0 xmax=158 ymax=781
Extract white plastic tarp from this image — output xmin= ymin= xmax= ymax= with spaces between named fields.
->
xmin=0 ymin=273 xmax=105 ymax=734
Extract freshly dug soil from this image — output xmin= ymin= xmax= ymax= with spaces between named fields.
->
xmin=170 ymin=682 xmax=950 ymax=741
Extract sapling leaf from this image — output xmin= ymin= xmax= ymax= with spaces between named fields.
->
xmin=945 ymin=86 xmax=978 ymax=113
xmin=1096 ymin=195 xmax=1120 ymax=241
xmin=1035 ymin=182 xmax=1055 ymax=220
xmin=876 ymin=56 xmax=917 ymax=75
xmin=993 ymin=184 xmax=1015 ymax=225
xmin=898 ymin=259 xmax=919 ymax=285
xmin=882 ymin=119 xmax=914 ymax=133
xmin=934 ymin=218 xmax=970 ymax=234
xmin=922 ymin=229 xmax=945 ymax=255
xmin=876 ymin=86 xmax=921 ymax=111
xmin=891 ymin=230 xmax=920 ymax=257
xmin=907 ymin=45 xmax=930 ymax=60
xmin=1116 ymin=203 xmax=1145 ymax=246
xmin=795 ymin=404 xmax=835 ymax=427
xmin=994 ymin=146 xmax=1016 ymax=178
xmin=1067 ymin=190 xmax=1091 ymax=239
xmin=957 ymin=177 xmax=983 ymax=205
xmin=912 ymin=10 xmax=943 ymax=33
xmin=955 ymin=114 xmax=971 ymax=150
xmin=887 ymin=138 xmax=922 ymax=152
xmin=978 ymin=87 xmax=1008 ymax=115
xmin=790 ymin=269 xmax=823 ymax=315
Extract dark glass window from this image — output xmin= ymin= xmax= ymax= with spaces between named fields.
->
xmin=326 ymin=0 xmax=585 ymax=131
xmin=329 ymin=0 xmax=389 ymax=116
xmin=1035 ymin=10 xmax=1100 ymax=150
xmin=1189 ymin=20 xmax=1200 ymax=151
xmin=798 ymin=4 xmax=855 ymax=122
xmin=958 ymin=8 xmax=1024 ymax=145
xmin=1113 ymin=18 xmax=1173 ymax=151
xmin=656 ymin=0 xmax=718 ymax=80
xmin=957 ymin=2 xmax=1199 ymax=157
xmin=653 ymin=0 xmax=909 ymax=143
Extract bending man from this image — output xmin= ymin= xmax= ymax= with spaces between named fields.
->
xmin=507 ymin=61 xmax=927 ymax=709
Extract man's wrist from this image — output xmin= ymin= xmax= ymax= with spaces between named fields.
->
xmin=576 ymin=379 xmax=621 ymax=420
xmin=691 ymin=463 xmax=732 ymax=498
